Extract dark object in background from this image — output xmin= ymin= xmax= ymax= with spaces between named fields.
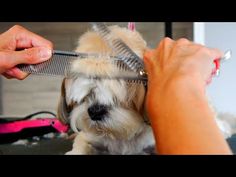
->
xmin=227 ymin=135 xmax=236 ymax=154
xmin=0 ymin=138 xmax=73 ymax=155
xmin=0 ymin=126 xmax=58 ymax=144
xmin=165 ymin=22 xmax=172 ymax=38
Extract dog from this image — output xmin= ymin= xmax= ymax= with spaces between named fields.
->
xmin=57 ymin=25 xmax=155 ymax=154
xmin=57 ymin=25 xmax=236 ymax=155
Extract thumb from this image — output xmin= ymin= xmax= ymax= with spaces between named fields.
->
xmin=10 ymin=47 xmax=52 ymax=66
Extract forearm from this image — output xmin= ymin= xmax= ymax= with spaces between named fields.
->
xmin=147 ymin=76 xmax=232 ymax=154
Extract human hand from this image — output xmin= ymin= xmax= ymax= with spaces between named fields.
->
xmin=143 ymin=37 xmax=223 ymax=129
xmin=142 ymin=38 xmax=232 ymax=155
xmin=0 ymin=25 xmax=53 ymax=80
xmin=144 ymin=37 xmax=223 ymax=96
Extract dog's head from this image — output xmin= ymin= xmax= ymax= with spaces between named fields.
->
xmin=57 ymin=25 xmax=147 ymax=140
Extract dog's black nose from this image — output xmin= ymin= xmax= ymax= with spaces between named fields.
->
xmin=88 ymin=104 xmax=108 ymax=121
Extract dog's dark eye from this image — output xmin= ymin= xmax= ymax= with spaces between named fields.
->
xmin=79 ymin=93 xmax=91 ymax=105
xmin=80 ymin=97 xmax=86 ymax=104
xmin=79 ymin=91 xmax=95 ymax=105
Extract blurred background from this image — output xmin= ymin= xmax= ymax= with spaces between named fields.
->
xmin=0 ymin=22 xmax=193 ymax=117
xmin=195 ymin=23 xmax=236 ymax=116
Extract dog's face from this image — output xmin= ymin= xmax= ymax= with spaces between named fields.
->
xmin=57 ymin=25 xmax=147 ymax=140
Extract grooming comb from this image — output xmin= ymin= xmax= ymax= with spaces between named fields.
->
xmin=17 ymin=50 xmax=95 ymax=76
xmin=17 ymin=50 xmax=148 ymax=84
xmin=91 ymin=22 xmax=147 ymax=77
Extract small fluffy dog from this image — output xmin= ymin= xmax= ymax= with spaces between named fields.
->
xmin=57 ymin=25 xmax=155 ymax=154
xmin=57 ymin=25 xmax=236 ymax=155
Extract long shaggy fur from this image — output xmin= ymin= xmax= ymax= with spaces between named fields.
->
xmin=58 ymin=25 xmax=155 ymax=154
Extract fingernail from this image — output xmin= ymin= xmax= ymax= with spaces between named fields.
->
xmin=40 ymin=48 xmax=52 ymax=61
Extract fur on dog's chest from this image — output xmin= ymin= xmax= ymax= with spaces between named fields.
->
xmin=92 ymin=141 xmax=155 ymax=155
xmin=88 ymin=125 xmax=155 ymax=155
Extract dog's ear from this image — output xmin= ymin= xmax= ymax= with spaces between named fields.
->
xmin=57 ymin=78 xmax=72 ymax=125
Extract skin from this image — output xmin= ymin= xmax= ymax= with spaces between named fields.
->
xmin=144 ymin=37 xmax=232 ymax=155
xmin=0 ymin=25 xmax=53 ymax=80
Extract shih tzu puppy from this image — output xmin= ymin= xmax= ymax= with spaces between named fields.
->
xmin=57 ymin=25 xmax=236 ymax=155
xmin=57 ymin=25 xmax=155 ymax=154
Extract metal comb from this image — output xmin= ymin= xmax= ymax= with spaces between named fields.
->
xmin=17 ymin=50 xmax=93 ymax=76
xmin=17 ymin=50 xmax=148 ymax=84
xmin=91 ymin=22 xmax=147 ymax=77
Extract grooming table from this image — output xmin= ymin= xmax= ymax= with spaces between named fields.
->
xmin=0 ymin=135 xmax=236 ymax=155
xmin=0 ymin=138 xmax=72 ymax=155
xmin=0 ymin=113 xmax=72 ymax=155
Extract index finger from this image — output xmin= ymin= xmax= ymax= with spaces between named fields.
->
xmin=9 ymin=25 xmax=53 ymax=50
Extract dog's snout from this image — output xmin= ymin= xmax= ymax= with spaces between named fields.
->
xmin=88 ymin=104 xmax=108 ymax=121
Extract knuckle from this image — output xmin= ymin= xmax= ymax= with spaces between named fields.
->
xmin=175 ymin=38 xmax=190 ymax=49
xmin=177 ymin=38 xmax=189 ymax=44
xmin=161 ymin=37 xmax=173 ymax=49
xmin=10 ymin=25 xmax=24 ymax=33
xmin=24 ymin=49 xmax=37 ymax=62
xmin=163 ymin=37 xmax=172 ymax=43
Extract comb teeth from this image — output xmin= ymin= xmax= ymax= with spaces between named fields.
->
xmin=91 ymin=23 xmax=146 ymax=76
xmin=126 ymin=78 xmax=147 ymax=86
xmin=17 ymin=50 xmax=103 ymax=76
xmin=17 ymin=53 xmax=75 ymax=76
xmin=68 ymin=71 xmax=148 ymax=85
xmin=17 ymin=49 xmax=147 ymax=84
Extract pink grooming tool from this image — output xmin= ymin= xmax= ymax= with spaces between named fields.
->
xmin=213 ymin=59 xmax=220 ymax=76
xmin=0 ymin=118 xmax=68 ymax=134
xmin=213 ymin=50 xmax=231 ymax=77
xmin=128 ymin=22 xmax=136 ymax=31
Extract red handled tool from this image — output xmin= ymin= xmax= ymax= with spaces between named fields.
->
xmin=213 ymin=50 xmax=232 ymax=76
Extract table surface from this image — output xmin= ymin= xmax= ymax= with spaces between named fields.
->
xmin=0 ymin=135 xmax=236 ymax=155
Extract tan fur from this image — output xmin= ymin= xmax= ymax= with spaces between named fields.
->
xmin=58 ymin=25 xmax=155 ymax=155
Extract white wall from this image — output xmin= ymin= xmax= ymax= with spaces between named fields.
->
xmin=194 ymin=22 xmax=236 ymax=115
